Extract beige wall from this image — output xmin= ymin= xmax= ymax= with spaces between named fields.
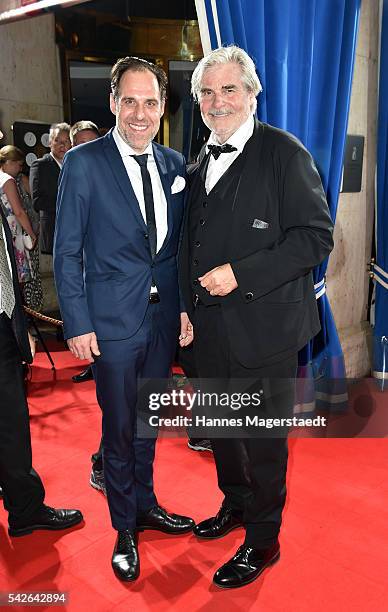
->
xmin=0 ymin=13 xmax=63 ymax=143
xmin=326 ymin=0 xmax=378 ymax=377
xmin=0 ymin=13 xmax=63 ymax=311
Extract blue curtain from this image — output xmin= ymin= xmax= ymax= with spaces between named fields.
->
xmin=373 ymin=0 xmax=388 ymax=388
xmin=195 ymin=0 xmax=361 ymax=412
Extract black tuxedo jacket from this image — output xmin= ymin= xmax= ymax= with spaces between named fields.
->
xmin=0 ymin=206 xmax=32 ymax=363
xmin=179 ymin=120 xmax=334 ymax=367
xmin=29 ymin=153 xmax=60 ymax=254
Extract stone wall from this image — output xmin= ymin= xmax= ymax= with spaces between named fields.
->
xmin=326 ymin=0 xmax=378 ymax=377
xmin=0 ymin=13 xmax=63 ymax=311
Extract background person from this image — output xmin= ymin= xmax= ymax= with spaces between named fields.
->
xmin=69 ymin=120 xmax=100 ymax=148
xmin=0 ymin=149 xmax=37 ymax=290
xmin=0 ymin=145 xmax=43 ymax=311
xmin=30 ymin=123 xmax=71 ymax=256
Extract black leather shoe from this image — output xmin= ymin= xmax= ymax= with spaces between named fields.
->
xmin=136 ymin=505 xmax=194 ymax=534
xmin=8 ymin=505 xmax=83 ymax=537
xmin=72 ymin=366 xmax=94 ymax=383
xmin=213 ymin=542 xmax=280 ymax=589
xmin=193 ymin=505 xmax=243 ymax=539
xmin=112 ymin=530 xmax=140 ymax=581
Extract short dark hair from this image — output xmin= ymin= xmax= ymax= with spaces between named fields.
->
xmin=110 ymin=56 xmax=167 ymax=102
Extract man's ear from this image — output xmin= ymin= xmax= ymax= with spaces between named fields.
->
xmin=160 ymin=98 xmax=166 ymax=117
xmin=110 ymin=94 xmax=117 ymax=116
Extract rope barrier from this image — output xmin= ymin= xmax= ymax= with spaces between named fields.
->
xmin=23 ymin=306 xmax=63 ymax=327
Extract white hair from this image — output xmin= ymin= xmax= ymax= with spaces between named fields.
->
xmin=191 ymin=45 xmax=262 ymax=109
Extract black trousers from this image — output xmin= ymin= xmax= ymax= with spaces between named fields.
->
xmin=193 ymin=304 xmax=297 ymax=548
xmin=0 ymin=313 xmax=45 ymax=526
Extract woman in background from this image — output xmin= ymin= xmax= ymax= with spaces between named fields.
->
xmin=0 ymin=146 xmax=43 ymax=310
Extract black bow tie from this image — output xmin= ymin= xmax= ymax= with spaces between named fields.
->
xmin=207 ymin=143 xmax=237 ymax=160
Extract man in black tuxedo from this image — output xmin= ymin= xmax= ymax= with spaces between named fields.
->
xmin=179 ymin=46 xmax=334 ymax=589
xmin=0 ymin=205 xmax=83 ymax=536
xmin=30 ymin=123 xmax=71 ymax=255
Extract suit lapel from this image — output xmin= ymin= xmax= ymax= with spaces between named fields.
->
xmin=102 ymin=130 xmax=147 ymax=231
xmin=153 ymin=143 xmax=173 ymax=250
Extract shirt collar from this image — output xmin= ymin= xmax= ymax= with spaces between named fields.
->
xmin=50 ymin=152 xmax=63 ymax=168
xmin=113 ymin=127 xmax=154 ymax=158
xmin=207 ymin=114 xmax=254 ymax=154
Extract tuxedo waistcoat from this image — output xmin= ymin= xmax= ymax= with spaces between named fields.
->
xmin=189 ymin=149 xmax=248 ymax=305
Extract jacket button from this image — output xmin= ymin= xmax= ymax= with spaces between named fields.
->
xmin=193 ymin=259 xmax=199 ymax=266
xmin=245 ymin=292 xmax=253 ymax=301
xmin=195 ymin=241 xmax=201 ymax=247
xmin=203 ymin=202 xmax=207 ymax=208
xmin=199 ymin=219 xmax=205 ymax=226
xmin=144 ymin=233 xmax=149 ymax=239
xmin=193 ymin=279 xmax=198 ymax=286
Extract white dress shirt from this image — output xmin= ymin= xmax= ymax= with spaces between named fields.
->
xmin=205 ymin=114 xmax=255 ymax=194
xmin=112 ymin=128 xmax=168 ymax=254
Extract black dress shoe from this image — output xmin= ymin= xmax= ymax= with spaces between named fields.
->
xmin=72 ymin=366 xmax=94 ymax=383
xmin=112 ymin=530 xmax=140 ymax=581
xmin=193 ymin=505 xmax=243 ymax=539
xmin=213 ymin=542 xmax=280 ymax=589
xmin=8 ymin=505 xmax=83 ymax=537
xmin=136 ymin=505 xmax=194 ymax=534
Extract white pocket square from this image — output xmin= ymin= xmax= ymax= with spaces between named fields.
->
xmin=252 ymin=218 xmax=269 ymax=229
xmin=171 ymin=175 xmax=186 ymax=194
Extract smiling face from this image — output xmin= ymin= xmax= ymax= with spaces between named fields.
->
xmin=110 ymin=68 xmax=165 ymax=153
xmin=199 ymin=62 xmax=255 ymax=144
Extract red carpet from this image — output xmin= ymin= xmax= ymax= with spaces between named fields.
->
xmin=1 ymin=343 xmax=388 ymax=611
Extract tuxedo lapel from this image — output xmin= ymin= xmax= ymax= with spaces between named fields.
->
xmin=232 ymin=120 xmax=265 ymax=212
xmin=186 ymin=151 xmax=210 ymax=217
xmin=102 ymin=130 xmax=147 ymax=231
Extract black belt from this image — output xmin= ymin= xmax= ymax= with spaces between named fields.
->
xmin=149 ymin=292 xmax=160 ymax=304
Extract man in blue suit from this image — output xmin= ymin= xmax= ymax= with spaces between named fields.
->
xmin=54 ymin=57 xmax=194 ymax=582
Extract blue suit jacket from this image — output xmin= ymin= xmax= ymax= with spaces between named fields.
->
xmin=54 ymin=129 xmax=186 ymax=341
